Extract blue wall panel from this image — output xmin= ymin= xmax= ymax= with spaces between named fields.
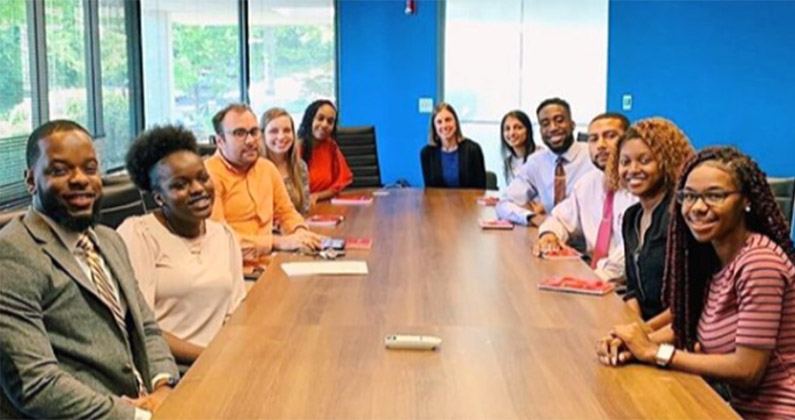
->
xmin=607 ymin=0 xmax=795 ymax=177
xmin=337 ymin=0 xmax=439 ymax=187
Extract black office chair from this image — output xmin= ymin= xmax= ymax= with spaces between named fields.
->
xmin=197 ymin=142 xmax=216 ymax=157
xmin=485 ymin=171 xmax=498 ymax=191
xmin=336 ymin=126 xmax=382 ymax=188
xmin=99 ymin=173 xmax=146 ymax=229
xmin=768 ymin=177 xmax=795 ymax=231
xmin=0 ymin=207 xmax=26 ymax=229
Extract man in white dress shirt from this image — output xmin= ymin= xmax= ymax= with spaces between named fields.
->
xmin=535 ymin=113 xmax=638 ymax=281
xmin=497 ymin=98 xmax=596 ymax=226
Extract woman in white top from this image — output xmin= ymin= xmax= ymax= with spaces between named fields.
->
xmin=500 ymin=110 xmax=537 ymax=184
xmin=118 ymin=125 xmax=246 ymax=366
xmin=260 ymin=107 xmax=310 ymax=215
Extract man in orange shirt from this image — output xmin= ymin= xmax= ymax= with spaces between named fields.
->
xmin=206 ymin=103 xmax=322 ymax=268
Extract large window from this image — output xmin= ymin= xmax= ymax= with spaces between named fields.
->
xmin=0 ymin=0 xmax=33 ymax=200
xmin=141 ymin=0 xmax=241 ymax=141
xmin=1 ymin=0 xmax=336 ymax=209
xmin=248 ymin=0 xmax=335 ymax=123
xmin=141 ymin=0 xmax=335 ymax=141
xmin=445 ymin=0 xmax=609 ymax=187
xmin=0 ymin=0 xmax=137 ymax=208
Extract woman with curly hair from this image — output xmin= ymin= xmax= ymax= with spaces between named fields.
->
xmin=500 ymin=110 xmax=536 ymax=184
xmin=118 ymin=125 xmax=246 ymax=366
xmin=298 ymin=100 xmax=353 ymax=204
xmin=261 ymin=107 xmax=310 ymax=215
xmin=604 ymin=117 xmax=695 ymax=321
xmin=600 ymin=147 xmax=795 ymax=419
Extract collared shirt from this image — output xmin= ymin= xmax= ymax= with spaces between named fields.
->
xmin=622 ymin=193 xmax=672 ymax=320
xmin=34 ymin=210 xmax=169 ymax=420
xmin=35 ymin=210 xmax=123 ymax=306
xmin=206 ymin=151 xmax=307 ymax=267
xmin=497 ymin=141 xmax=596 ymax=224
xmin=538 ymin=170 xmax=638 ymax=281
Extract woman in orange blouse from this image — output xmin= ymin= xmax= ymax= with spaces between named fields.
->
xmin=298 ymin=100 xmax=353 ymax=204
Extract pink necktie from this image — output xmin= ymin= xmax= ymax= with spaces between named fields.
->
xmin=591 ymin=189 xmax=615 ymax=269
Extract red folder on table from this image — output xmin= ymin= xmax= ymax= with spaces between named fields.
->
xmin=479 ymin=218 xmax=514 ymax=230
xmin=538 ymin=276 xmax=615 ymax=296
xmin=307 ymin=214 xmax=344 ymax=227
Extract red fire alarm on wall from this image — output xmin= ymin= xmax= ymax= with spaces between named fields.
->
xmin=405 ymin=0 xmax=416 ymax=15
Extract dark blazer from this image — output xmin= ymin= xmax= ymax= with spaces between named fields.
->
xmin=0 ymin=210 xmax=178 ymax=419
xmin=420 ymin=139 xmax=486 ymax=189
xmin=622 ymin=193 xmax=673 ymax=321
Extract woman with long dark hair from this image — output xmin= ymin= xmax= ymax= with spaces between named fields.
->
xmin=297 ymin=100 xmax=352 ymax=204
xmin=500 ymin=110 xmax=536 ymax=184
xmin=599 ymin=147 xmax=795 ymax=419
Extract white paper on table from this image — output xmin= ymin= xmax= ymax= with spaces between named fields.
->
xmin=280 ymin=261 xmax=369 ymax=277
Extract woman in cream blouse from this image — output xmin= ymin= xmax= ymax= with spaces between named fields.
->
xmin=118 ymin=125 xmax=245 ymax=367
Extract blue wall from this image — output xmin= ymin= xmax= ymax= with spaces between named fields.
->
xmin=337 ymin=0 xmax=439 ymax=187
xmin=607 ymin=0 xmax=795 ymax=177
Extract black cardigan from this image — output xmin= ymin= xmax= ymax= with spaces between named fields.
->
xmin=622 ymin=192 xmax=673 ymax=320
xmin=420 ymin=139 xmax=486 ymax=189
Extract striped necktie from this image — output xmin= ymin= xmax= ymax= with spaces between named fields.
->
xmin=76 ymin=234 xmax=147 ymax=396
xmin=554 ymin=156 xmax=567 ymax=205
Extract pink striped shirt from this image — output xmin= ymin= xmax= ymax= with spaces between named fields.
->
xmin=698 ymin=233 xmax=795 ymax=419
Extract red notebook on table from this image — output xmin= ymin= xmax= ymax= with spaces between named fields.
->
xmin=477 ymin=196 xmax=499 ymax=207
xmin=479 ymin=218 xmax=514 ymax=230
xmin=331 ymin=194 xmax=374 ymax=206
xmin=538 ymin=277 xmax=615 ymax=296
xmin=345 ymin=237 xmax=373 ymax=250
xmin=307 ymin=214 xmax=344 ymax=227
xmin=539 ymin=246 xmax=582 ymax=261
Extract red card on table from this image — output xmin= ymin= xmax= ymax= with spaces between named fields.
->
xmin=477 ymin=196 xmax=499 ymax=206
xmin=307 ymin=214 xmax=344 ymax=227
xmin=479 ymin=218 xmax=514 ymax=230
xmin=345 ymin=237 xmax=373 ymax=250
xmin=538 ymin=276 xmax=615 ymax=296
xmin=540 ymin=246 xmax=582 ymax=260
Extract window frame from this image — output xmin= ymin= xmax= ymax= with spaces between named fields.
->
xmin=1 ymin=0 xmax=339 ymax=210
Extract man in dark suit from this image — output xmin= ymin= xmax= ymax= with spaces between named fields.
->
xmin=0 ymin=120 xmax=179 ymax=419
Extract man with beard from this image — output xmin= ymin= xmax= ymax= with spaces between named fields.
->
xmin=205 ymin=103 xmax=323 ymax=269
xmin=497 ymin=98 xmax=596 ymax=226
xmin=0 ymin=120 xmax=179 ymax=419
xmin=535 ymin=113 xmax=638 ymax=281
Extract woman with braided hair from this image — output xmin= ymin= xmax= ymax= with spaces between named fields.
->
xmin=599 ymin=146 xmax=795 ymax=419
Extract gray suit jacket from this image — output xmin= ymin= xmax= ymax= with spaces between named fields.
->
xmin=0 ymin=210 xmax=178 ymax=419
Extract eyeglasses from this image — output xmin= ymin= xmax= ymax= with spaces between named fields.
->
xmin=676 ymin=190 xmax=741 ymax=207
xmin=224 ymin=127 xmax=263 ymax=141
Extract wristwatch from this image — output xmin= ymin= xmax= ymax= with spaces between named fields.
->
xmin=154 ymin=376 xmax=180 ymax=390
xmin=655 ymin=344 xmax=676 ymax=367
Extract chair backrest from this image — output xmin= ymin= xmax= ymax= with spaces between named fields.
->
xmin=0 ymin=207 xmax=26 ymax=230
xmin=768 ymin=177 xmax=795 ymax=231
xmin=336 ymin=126 xmax=382 ymax=188
xmin=485 ymin=171 xmax=498 ymax=191
xmin=198 ymin=142 xmax=217 ymax=157
xmin=100 ymin=173 xmax=145 ymax=229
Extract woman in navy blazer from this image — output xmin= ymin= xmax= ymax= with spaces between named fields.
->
xmin=420 ymin=102 xmax=486 ymax=189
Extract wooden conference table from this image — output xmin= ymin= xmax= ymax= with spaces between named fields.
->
xmin=155 ymin=189 xmax=738 ymax=419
